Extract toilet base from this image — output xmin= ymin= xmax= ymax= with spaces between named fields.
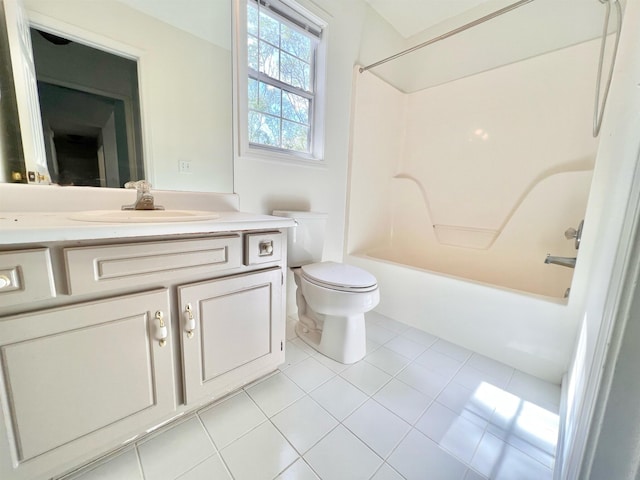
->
xmin=295 ymin=313 xmax=366 ymax=364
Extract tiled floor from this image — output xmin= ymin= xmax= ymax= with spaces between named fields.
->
xmin=68 ymin=311 xmax=560 ymax=480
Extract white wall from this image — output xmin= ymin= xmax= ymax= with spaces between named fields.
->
xmin=24 ymin=0 xmax=233 ymax=193
xmin=234 ymin=0 xmax=369 ymax=263
xmin=556 ymin=0 xmax=640 ymax=477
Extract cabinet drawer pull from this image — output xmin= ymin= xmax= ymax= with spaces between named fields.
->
xmin=184 ymin=304 xmax=196 ymax=338
xmin=155 ymin=311 xmax=168 ymax=347
xmin=0 ymin=274 xmax=11 ymax=290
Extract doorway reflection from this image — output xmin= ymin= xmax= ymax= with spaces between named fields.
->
xmin=31 ymin=28 xmax=144 ymax=187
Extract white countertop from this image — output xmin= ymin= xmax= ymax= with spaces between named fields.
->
xmin=0 ymin=184 xmax=295 ymax=245
xmin=0 ymin=211 xmax=296 ymax=244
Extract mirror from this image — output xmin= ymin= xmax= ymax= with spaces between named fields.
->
xmin=0 ymin=0 xmax=233 ymax=193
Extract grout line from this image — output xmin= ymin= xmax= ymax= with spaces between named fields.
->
xmin=134 ymin=445 xmax=145 ymax=480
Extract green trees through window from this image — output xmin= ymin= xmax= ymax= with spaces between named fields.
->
xmin=246 ymin=1 xmax=319 ymax=154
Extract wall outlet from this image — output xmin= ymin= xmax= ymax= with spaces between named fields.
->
xmin=178 ymin=160 xmax=191 ymax=174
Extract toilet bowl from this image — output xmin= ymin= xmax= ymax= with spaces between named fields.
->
xmin=293 ymin=262 xmax=380 ymax=364
xmin=272 ymin=210 xmax=380 ymax=364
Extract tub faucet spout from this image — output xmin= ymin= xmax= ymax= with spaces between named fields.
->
xmin=544 ymin=254 xmax=576 ymax=269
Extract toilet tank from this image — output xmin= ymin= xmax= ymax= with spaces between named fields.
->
xmin=272 ymin=210 xmax=327 ymax=267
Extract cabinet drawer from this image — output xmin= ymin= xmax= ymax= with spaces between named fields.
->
xmin=0 ymin=249 xmax=56 ymax=308
xmin=64 ymin=236 xmax=242 ymax=295
xmin=244 ymin=231 xmax=283 ymax=266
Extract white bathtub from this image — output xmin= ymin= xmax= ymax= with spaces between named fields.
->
xmin=347 ymin=251 xmax=575 ymax=383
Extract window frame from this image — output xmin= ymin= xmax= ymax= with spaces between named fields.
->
xmin=235 ymin=0 xmax=327 ymax=164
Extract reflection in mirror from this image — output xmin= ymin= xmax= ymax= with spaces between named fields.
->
xmin=0 ymin=0 xmax=234 ymax=193
xmin=32 ymin=28 xmax=144 ymax=187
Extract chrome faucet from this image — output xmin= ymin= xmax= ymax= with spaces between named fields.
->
xmin=122 ymin=180 xmax=164 ymax=211
xmin=544 ymin=254 xmax=576 ymax=269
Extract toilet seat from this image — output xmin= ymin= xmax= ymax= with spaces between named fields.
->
xmin=301 ymin=261 xmax=378 ymax=292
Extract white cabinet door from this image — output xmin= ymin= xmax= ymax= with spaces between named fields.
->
xmin=0 ymin=289 xmax=176 ymax=480
xmin=179 ymin=268 xmax=284 ymax=406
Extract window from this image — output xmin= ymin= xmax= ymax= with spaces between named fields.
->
xmin=239 ymin=0 xmax=325 ymax=160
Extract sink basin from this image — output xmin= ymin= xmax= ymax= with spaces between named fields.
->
xmin=69 ymin=209 xmax=220 ymax=223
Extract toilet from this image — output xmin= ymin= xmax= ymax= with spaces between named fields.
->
xmin=273 ymin=210 xmax=380 ymax=364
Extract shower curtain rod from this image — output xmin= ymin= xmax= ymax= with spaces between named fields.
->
xmin=359 ymin=0 xmax=536 ymax=73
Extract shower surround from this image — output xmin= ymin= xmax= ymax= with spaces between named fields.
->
xmin=347 ymin=39 xmax=601 ymax=382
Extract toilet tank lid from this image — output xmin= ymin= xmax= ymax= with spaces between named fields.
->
xmin=301 ymin=261 xmax=377 ymax=289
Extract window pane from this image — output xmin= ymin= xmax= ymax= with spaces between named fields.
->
xmin=280 ymin=52 xmax=310 ymax=91
xmin=249 ymin=111 xmax=281 ymax=147
xmin=282 ymin=91 xmax=309 ymax=125
xmin=259 ymin=11 xmax=280 ymax=46
xmin=281 ymin=24 xmax=312 ymax=62
xmin=247 ymin=3 xmax=258 ymax=36
xmin=247 ymin=35 xmax=259 ymax=70
xmin=259 ymin=42 xmax=280 ymax=79
xmin=248 ymin=78 xmax=259 ymax=110
xmin=258 ymin=81 xmax=281 ymax=115
xmin=282 ymin=120 xmax=309 ymax=152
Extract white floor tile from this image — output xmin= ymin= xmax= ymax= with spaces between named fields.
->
xmin=486 ymin=423 xmax=555 ymax=468
xmin=366 ymin=323 xmax=398 ymax=345
xmin=374 ymin=379 xmax=433 ymax=424
xmin=471 ymin=432 xmax=552 ymax=480
xmin=489 ymin=390 xmax=559 ymax=456
xmin=286 ymin=318 xmax=298 ymax=341
xmin=453 ymin=364 xmax=510 ymax=391
xmin=341 ymin=361 xmax=392 ymax=396
xmin=415 ymin=402 xmax=485 ymax=463
xmin=464 ymin=469 xmax=488 ymax=480
xmin=291 ymin=336 xmax=319 ymax=356
xmin=430 ymin=339 xmax=473 ymax=362
xmin=370 ymin=463 xmax=405 ymax=479
xmin=436 ymin=383 xmax=495 ymax=426
xmin=199 ymin=391 xmax=267 ymax=449
xmin=507 ymin=370 xmax=561 ymax=412
xmin=245 ymin=372 xmax=305 ymax=417
xmin=415 ymin=349 xmax=463 ymax=379
xmin=466 ymin=354 xmax=514 ymax=386
xmin=384 ymin=335 xmax=428 ymax=360
xmin=283 ymin=356 xmax=336 ymax=392
xmin=366 ymin=311 xmax=410 ymax=334
xmin=401 ymin=326 xmax=438 ymax=347
xmin=397 ymin=362 xmax=450 ymax=398
xmin=137 ymin=416 xmax=216 ymax=480
xmin=279 ymin=340 xmax=311 ymax=371
xmin=304 ymin=425 xmax=383 ymax=480
xmin=71 ymin=448 xmax=142 ymax=480
xmin=176 ymin=454 xmax=231 ymax=479
xmin=271 ymin=396 xmax=338 ymax=454
xmin=310 ymin=376 xmax=369 ymax=421
xmin=276 ymin=458 xmax=320 ymax=479
xmin=313 ymin=352 xmax=350 ymax=373
xmin=220 ymin=421 xmax=298 ymax=480
xmin=388 ymin=429 xmax=467 ymax=480
xmin=80 ymin=313 xmax=560 ymax=480
xmin=344 ymin=399 xmax=411 ymax=458
xmin=365 ymin=346 xmax=411 ymax=376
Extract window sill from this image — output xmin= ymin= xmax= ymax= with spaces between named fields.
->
xmin=237 ymin=146 xmax=326 ymax=168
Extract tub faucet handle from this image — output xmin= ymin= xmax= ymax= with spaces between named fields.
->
xmin=564 ymin=220 xmax=584 ymax=249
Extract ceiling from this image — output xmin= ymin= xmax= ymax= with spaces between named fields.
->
xmin=364 ymin=0 xmax=492 ymax=38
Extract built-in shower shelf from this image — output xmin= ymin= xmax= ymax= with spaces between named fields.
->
xmin=433 ymin=225 xmax=499 ymax=249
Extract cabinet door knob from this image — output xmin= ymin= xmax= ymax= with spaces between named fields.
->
xmin=184 ymin=304 xmax=196 ymax=338
xmin=155 ymin=311 xmax=168 ymax=347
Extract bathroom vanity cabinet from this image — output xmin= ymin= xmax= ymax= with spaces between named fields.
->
xmin=0 ymin=224 xmax=289 ymax=480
